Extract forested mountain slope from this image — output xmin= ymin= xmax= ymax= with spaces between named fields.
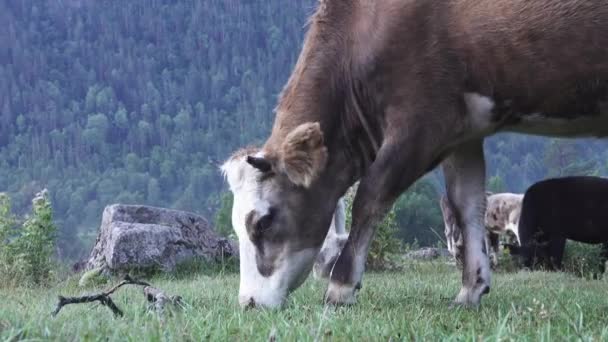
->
xmin=1 ymin=0 xmax=606 ymax=259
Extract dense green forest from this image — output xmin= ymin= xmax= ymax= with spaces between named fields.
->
xmin=1 ymin=0 xmax=607 ymax=261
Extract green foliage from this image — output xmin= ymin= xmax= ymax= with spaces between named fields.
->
xmin=543 ymin=140 xmax=599 ymax=178
xmin=487 ymin=174 xmax=506 ymax=193
xmin=562 ymin=241 xmax=605 ymax=279
xmin=0 ymin=190 xmax=57 ymax=286
xmin=0 ymin=193 xmax=17 ymax=278
xmin=214 ymin=192 xmax=235 ymax=239
xmin=393 ymin=177 xmax=443 ymax=247
xmin=495 ymin=246 xmax=521 ymax=274
xmin=78 ymin=267 xmax=109 ymax=287
xmin=0 ymin=0 xmax=317 ymax=260
xmin=344 ymin=184 xmax=402 ymax=270
xmin=367 ymin=208 xmax=402 ymax=270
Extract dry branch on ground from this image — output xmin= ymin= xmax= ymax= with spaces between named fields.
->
xmin=51 ymin=275 xmax=181 ymax=318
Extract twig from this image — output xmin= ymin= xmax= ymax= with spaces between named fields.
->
xmin=52 ymin=275 xmax=151 ymax=317
xmin=429 ymin=226 xmax=448 ymax=249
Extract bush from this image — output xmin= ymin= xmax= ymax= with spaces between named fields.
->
xmin=498 ymin=240 xmax=606 ymax=278
xmin=0 ymin=189 xmax=58 ymax=286
xmin=344 ymin=183 xmax=402 ymax=270
xmin=562 ymin=241 xmax=605 ymax=279
xmin=0 ymin=193 xmax=17 ymax=279
xmin=392 ymin=177 xmax=443 ymax=246
xmin=214 ymin=192 xmax=236 ymax=239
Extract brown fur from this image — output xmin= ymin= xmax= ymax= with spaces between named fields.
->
xmin=228 ymin=0 xmax=608 ymax=307
xmin=279 ymin=122 xmax=328 ymax=187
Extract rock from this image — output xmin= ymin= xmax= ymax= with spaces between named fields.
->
xmin=404 ymin=247 xmax=452 ymax=260
xmin=85 ymin=204 xmax=237 ymax=273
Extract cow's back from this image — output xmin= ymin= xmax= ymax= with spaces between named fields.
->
xmin=447 ymin=0 xmax=608 ymax=130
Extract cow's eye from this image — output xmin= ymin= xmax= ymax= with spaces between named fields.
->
xmin=256 ymin=208 xmax=275 ymax=232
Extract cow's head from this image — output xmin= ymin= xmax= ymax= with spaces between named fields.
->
xmin=221 ymin=122 xmax=340 ymax=309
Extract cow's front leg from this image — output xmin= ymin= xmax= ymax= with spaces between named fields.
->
xmin=324 ymin=140 xmax=432 ymax=305
xmin=442 ymin=139 xmax=491 ymax=307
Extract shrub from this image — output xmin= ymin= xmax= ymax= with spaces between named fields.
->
xmin=499 ymin=240 xmax=606 ymax=278
xmin=562 ymin=241 xmax=605 ymax=279
xmin=344 ymin=183 xmax=402 ymax=270
xmin=0 ymin=193 xmax=17 ymax=278
xmin=0 ymin=189 xmax=58 ymax=286
xmin=214 ymin=192 xmax=236 ymax=239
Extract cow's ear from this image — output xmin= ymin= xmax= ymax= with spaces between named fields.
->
xmin=279 ymin=122 xmax=327 ymax=187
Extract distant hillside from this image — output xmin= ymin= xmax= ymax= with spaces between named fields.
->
xmin=1 ymin=0 xmax=606 ymax=259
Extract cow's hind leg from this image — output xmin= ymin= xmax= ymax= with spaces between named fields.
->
xmin=547 ymin=237 xmax=566 ymax=271
xmin=442 ymin=139 xmax=491 ymax=307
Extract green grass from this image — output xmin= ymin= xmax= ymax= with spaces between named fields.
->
xmin=3 ymin=260 xmax=608 ymax=341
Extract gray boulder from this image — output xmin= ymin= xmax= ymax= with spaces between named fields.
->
xmin=404 ymin=247 xmax=452 ymax=260
xmin=85 ymin=204 xmax=237 ymax=273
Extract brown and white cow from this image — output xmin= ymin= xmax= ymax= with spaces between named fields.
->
xmin=222 ymin=0 xmax=608 ymax=308
xmin=221 ymin=148 xmax=348 ymax=307
xmin=441 ymin=192 xmax=522 ymax=268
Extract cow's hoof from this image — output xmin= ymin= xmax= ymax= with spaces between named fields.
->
xmin=453 ymin=283 xmax=490 ymax=308
xmin=324 ymin=282 xmax=358 ymax=306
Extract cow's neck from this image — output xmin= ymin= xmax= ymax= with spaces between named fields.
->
xmin=262 ymin=3 xmax=383 ymax=200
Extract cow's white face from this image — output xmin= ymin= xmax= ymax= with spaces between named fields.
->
xmin=221 ymin=123 xmax=337 ymax=309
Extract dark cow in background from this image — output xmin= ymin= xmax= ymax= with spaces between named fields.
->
xmin=441 ymin=192 xmax=522 ymax=268
xmin=517 ymin=176 xmax=608 ymax=271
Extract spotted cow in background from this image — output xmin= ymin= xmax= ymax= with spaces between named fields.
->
xmin=441 ymin=192 xmax=523 ymax=268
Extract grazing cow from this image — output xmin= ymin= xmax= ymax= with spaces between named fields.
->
xmin=441 ymin=192 xmax=522 ymax=268
xmin=222 ymin=0 xmax=608 ymax=309
xmin=221 ymin=148 xmax=348 ymax=292
xmin=516 ymin=176 xmax=608 ymax=271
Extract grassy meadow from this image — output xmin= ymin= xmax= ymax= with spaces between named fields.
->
xmin=2 ymin=258 xmax=608 ymax=341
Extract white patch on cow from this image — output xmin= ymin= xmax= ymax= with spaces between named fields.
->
xmin=464 ymin=94 xmax=608 ymax=138
xmin=325 ymin=247 xmax=366 ymax=305
xmin=221 ymin=152 xmax=261 ymax=195
xmin=325 ymin=282 xmax=357 ymax=305
xmin=464 ymin=92 xmax=497 ymax=132
xmin=505 ymin=221 xmax=520 ymax=244
xmin=227 ymin=168 xmax=319 ymax=308
xmin=237 ymin=243 xmax=318 ymax=309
